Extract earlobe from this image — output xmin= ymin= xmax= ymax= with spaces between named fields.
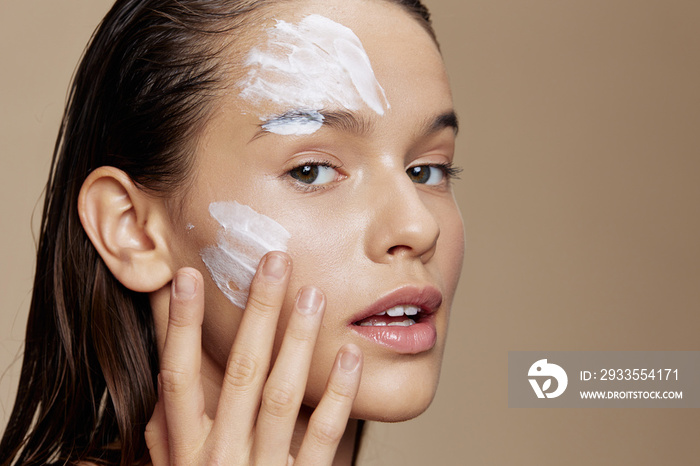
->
xmin=78 ymin=166 xmax=173 ymax=292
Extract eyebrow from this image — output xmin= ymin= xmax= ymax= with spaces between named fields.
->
xmin=320 ymin=110 xmax=374 ymax=135
xmin=429 ymin=111 xmax=459 ymax=136
xmin=251 ymin=109 xmax=373 ymax=141
xmin=251 ymin=108 xmax=459 ymax=141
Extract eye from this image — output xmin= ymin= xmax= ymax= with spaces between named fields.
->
xmin=288 ymin=163 xmax=340 ymax=185
xmin=406 ymin=163 xmax=462 ymax=186
xmin=406 ymin=165 xmax=445 ymax=185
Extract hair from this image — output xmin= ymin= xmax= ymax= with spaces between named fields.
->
xmin=0 ymin=1 xmax=436 ymax=464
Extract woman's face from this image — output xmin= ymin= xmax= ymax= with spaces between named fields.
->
xmin=166 ymin=0 xmax=464 ymax=422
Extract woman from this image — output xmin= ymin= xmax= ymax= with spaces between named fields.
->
xmin=1 ymin=0 xmax=464 ymax=464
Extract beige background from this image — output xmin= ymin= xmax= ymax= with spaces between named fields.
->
xmin=2 ymin=1 xmax=699 ymax=464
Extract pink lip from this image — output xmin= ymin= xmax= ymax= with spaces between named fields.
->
xmin=349 ymin=286 xmax=443 ymax=354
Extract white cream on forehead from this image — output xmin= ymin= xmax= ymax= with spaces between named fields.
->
xmin=261 ymin=109 xmax=325 ymax=136
xmin=201 ymin=201 xmax=291 ymax=309
xmin=239 ymin=14 xmax=390 ymax=135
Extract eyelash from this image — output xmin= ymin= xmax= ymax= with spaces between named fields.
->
xmin=429 ymin=161 xmax=463 ymax=180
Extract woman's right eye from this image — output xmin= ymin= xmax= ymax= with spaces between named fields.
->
xmin=288 ymin=164 xmax=340 ymax=185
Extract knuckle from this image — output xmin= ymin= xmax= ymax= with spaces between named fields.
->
xmin=285 ymin=326 xmax=316 ymax=346
xmin=158 ymin=367 xmax=190 ymax=394
xmin=245 ymin=292 xmax=281 ymax=317
xmin=325 ymin=383 xmax=356 ymax=404
xmin=168 ymin=311 xmax=192 ymax=328
xmin=308 ymin=418 xmax=344 ymax=446
xmin=168 ymin=306 xmax=196 ymax=330
xmin=224 ymin=351 xmax=259 ymax=389
xmin=262 ymin=382 xmax=298 ymax=418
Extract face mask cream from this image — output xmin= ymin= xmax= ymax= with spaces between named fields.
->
xmin=239 ymin=14 xmax=390 ymax=135
xmin=201 ymin=201 xmax=291 ymax=309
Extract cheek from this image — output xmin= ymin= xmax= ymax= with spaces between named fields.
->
xmin=184 ymin=201 xmax=295 ymax=371
xmin=201 ymin=201 xmax=291 ymax=309
xmin=200 ymin=279 xmax=245 ymax=366
xmin=273 ymin=210 xmax=363 ymax=395
xmin=281 ymin=205 xmax=362 ymax=291
xmin=440 ymin=202 xmax=466 ymax=290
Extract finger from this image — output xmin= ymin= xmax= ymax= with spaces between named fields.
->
xmin=145 ymin=381 xmax=169 ymax=465
xmin=253 ymin=286 xmax=326 ymax=464
xmin=295 ymin=344 xmax=363 ymax=465
xmin=158 ymin=268 xmax=209 ymax=453
xmin=213 ymin=251 xmax=292 ymax=441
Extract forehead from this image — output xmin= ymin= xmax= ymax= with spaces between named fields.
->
xmin=233 ymin=0 xmax=451 ymax=113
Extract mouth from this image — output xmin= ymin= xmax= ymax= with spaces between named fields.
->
xmin=349 ymin=286 xmax=442 ymax=354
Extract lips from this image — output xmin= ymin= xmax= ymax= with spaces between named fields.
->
xmin=349 ymin=286 xmax=442 ymax=354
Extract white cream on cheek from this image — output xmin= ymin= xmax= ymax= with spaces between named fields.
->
xmin=239 ymin=14 xmax=390 ymax=135
xmin=201 ymin=201 xmax=291 ymax=309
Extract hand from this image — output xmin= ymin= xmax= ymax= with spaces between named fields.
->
xmin=145 ymin=252 xmax=363 ymax=465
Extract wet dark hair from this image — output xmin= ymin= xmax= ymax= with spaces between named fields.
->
xmin=0 ymin=1 xmax=436 ymax=464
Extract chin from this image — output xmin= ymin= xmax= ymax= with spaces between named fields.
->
xmin=351 ymin=386 xmax=437 ymax=423
xmin=349 ymin=355 xmax=442 ymax=422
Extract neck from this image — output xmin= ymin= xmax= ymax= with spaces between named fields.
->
xmin=291 ymin=405 xmax=359 ymax=466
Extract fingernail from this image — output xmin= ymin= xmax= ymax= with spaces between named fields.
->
xmin=340 ymin=349 xmax=360 ymax=372
xmin=297 ymin=287 xmax=322 ymax=315
xmin=174 ymin=272 xmax=196 ymax=300
xmin=263 ymin=253 xmax=288 ymax=281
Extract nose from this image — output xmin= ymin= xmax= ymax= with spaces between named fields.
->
xmin=364 ymin=169 xmax=440 ymax=264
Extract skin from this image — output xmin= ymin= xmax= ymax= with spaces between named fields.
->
xmin=141 ymin=0 xmax=464 ymax=463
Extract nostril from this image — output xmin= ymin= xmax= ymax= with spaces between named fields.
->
xmin=387 ymin=245 xmax=410 ymax=255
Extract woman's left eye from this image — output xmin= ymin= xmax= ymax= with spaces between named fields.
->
xmin=288 ymin=164 xmax=339 ymax=185
xmin=406 ymin=165 xmax=446 ymax=185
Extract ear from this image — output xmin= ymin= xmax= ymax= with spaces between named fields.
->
xmin=78 ymin=166 xmax=173 ymax=292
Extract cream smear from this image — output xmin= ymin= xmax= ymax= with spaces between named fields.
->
xmin=239 ymin=14 xmax=390 ymax=135
xmin=261 ymin=109 xmax=325 ymax=136
xmin=201 ymin=201 xmax=291 ymax=309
